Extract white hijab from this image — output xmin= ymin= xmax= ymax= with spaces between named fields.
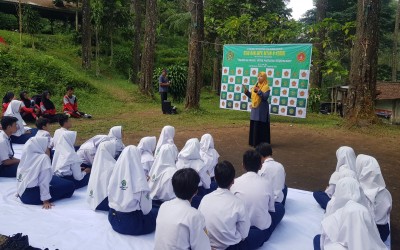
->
xmin=107 ymin=145 xmax=149 ymax=212
xmin=176 ymin=138 xmax=204 ymax=172
xmin=148 ymin=144 xmax=177 ymax=201
xmin=321 ymin=200 xmax=387 ymax=250
xmin=328 ymin=146 xmax=356 ymax=185
xmin=79 ymin=135 xmax=109 ymax=150
xmin=200 ymin=134 xmax=220 ymax=177
xmin=86 ymin=141 xmax=116 ymax=210
xmin=325 ymin=177 xmax=361 ymax=217
xmin=16 ymin=137 xmax=51 ymax=196
xmin=155 ymin=126 xmax=177 ymax=156
xmin=4 ymin=100 xmax=26 ymax=136
xmin=356 ymin=155 xmax=386 ymax=204
xmin=138 ymin=136 xmax=157 ymax=164
xmin=52 ymin=131 xmax=82 ymax=172
xmin=108 ymin=126 xmax=125 ymax=153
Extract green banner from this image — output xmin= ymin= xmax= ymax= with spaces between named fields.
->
xmin=219 ymin=44 xmax=312 ymax=118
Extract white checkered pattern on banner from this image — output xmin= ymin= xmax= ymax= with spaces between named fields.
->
xmin=227 ymin=92 xmax=234 ymax=101
xmin=288 ymin=97 xmax=297 ymax=107
xmin=270 ymin=96 xmax=280 ymax=106
xmin=222 ymin=67 xmax=229 ymax=75
xmin=236 ymin=67 xmax=244 ymax=76
xmin=228 ymin=75 xmax=235 ymax=84
xmin=272 ymin=78 xmax=282 ymax=87
xmin=234 ymin=84 xmax=242 ymax=93
xmin=282 ymin=69 xmax=291 ymax=79
xmin=220 ymin=99 xmax=226 ymax=109
xmin=278 ymin=106 xmax=287 ymax=116
xmin=297 ymin=89 xmax=308 ymax=99
xmin=250 ymin=68 xmax=258 ymax=77
xmin=289 ymin=79 xmax=298 ymax=88
xmin=297 ymin=108 xmax=306 ymax=118
xmin=266 ymin=68 xmax=274 ymax=78
xmin=248 ymin=103 xmax=252 ymax=111
xmin=241 ymin=94 xmax=249 ymax=102
xmin=242 ymin=76 xmax=250 ymax=85
xmin=281 ymin=87 xmax=289 ymax=97
xmin=221 ymin=83 xmax=228 ymax=92
xmin=233 ymin=101 xmax=241 ymax=110
xmin=299 ymin=70 xmax=310 ymax=80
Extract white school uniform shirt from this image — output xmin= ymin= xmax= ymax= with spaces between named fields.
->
xmin=320 ymin=200 xmax=387 ymax=250
xmin=4 ymin=100 xmax=26 ymax=136
xmin=357 ymin=154 xmax=392 ymax=225
xmin=16 ymin=137 xmax=52 ymax=201
xmin=52 ymin=131 xmax=85 ymax=181
xmin=137 ymin=136 xmax=156 ymax=176
xmin=148 ymin=144 xmax=177 ymax=201
xmin=258 ymin=157 xmax=286 ymax=203
xmin=230 ymin=171 xmax=275 ymax=230
xmin=107 ymin=145 xmax=151 ymax=213
xmin=155 ymin=198 xmax=211 ymax=250
xmin=155 ymin=125 xmax=179 ymax=159
xmin=325 ymin=146 xmax=356 ymax=197
xmin=108 ymin=126 xmax=125 ymax=154
xmin=86 ymin=141 xmax=116 ymax=210
xmin=35 ymin=130 xmax=53 ymax=148
xmin=199 ymin=134 xmax=220 ymax=178
xmin=53 ymin=127 xmax=68 ymax=151
xmin=199 ymin=188 xmax=250 ymax=250
xmin=0 ymin=130 xmax=13 ymax=163
xmin=77 ymin=135 xmax=109 ymax=165
xmin=176 ymin=138 xmax=211 ymax=189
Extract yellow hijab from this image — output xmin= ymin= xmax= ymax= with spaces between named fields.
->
xmin=251 ymin=72 xmax=270 ymax=108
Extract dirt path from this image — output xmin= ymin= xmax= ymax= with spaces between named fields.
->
xmin=126 ymin=123 xmax=399 ymax=248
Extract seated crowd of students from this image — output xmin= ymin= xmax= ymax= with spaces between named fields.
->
xmin=0 ymin=106 xmax=392 ymax=249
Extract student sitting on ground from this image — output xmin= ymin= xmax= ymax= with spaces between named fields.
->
xmin=230 ymin=150 xmax=285 ymax=250
xmin=199 ymin=134 xmax=220 ymax=182
xmin=108 ymin=126 xmax=125 ymax=157
xmin=19 ymin=91 xmax=40 ymax=122
xmin=356 ymin=154 xmax=392 ymax=242
xmin=53 ymin=114 xmax=72 ymax=152
xmin=155 ymin=125 xmax=179 ymax=158
xmin=4 ymin=100 xmax=38 ymax=144
xmin=313 ymin=146 xmax=356 ymax=210
xmin=256 ymin=143 xmax=287 ymax=205
xmin=137 ymin=136 xmax=157 ymax=177
xmin=63 ymin=86 xmax=92 ymax=118
xmin=35 ymin=118 xmax=53 ymax=150
xmin=40 ymin=90 xmax=63 ymax=123
xmin=53 ymin=131 xmax=90 ymax=189
xmin=2 ymin=92 xmax=14 ymax=115
xmin=148 ymin=144 xmax=177 ymax=209
xmin=199 ymin=161 xmax=250 ymax=250
xmin=16 ymin=137 xmax=75 ymax=209
xmin=77 ymin=135 xmax=109 ymax=167
xmin=86 ymin=141 xmax=116 ymax=211
xmin=107 ymin=146 xmax=156 ymax=235
xmin=176 ymin=138 xmax=212 ymax=209
xmin=313 ymin=177 xmax=386 ymax=250
xmin=154 ymin=168 xmax=211 ymax=250
xmin=0 ymin=116 xmax=20 ymax=177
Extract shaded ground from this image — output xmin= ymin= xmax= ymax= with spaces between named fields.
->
xmin=125 ymin=123 xmax=399 ymax=248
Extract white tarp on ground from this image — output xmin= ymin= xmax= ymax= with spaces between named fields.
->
xmin=2 ymin=144 xmax=389 ymax=250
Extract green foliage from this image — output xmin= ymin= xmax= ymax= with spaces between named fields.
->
xmin=0 ymin=13 xmax=18 ymax=31
xmin=114 ymin=44 xmax=132 ymax=77
xmin=153 ymin=65 xmax=188 ymax=102
xmin=307 ymin=88 xmax=322 ymax=113
xmin=23 ymin=7 xmax=43 ymax=35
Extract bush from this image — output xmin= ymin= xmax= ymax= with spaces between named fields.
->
xmin=0 ymin=13 xmax=18 ymax=31
xmin=114 ymin=45 xmax=132 ymax=78
xmin=153 ymin=65 xmax=188 ymax=103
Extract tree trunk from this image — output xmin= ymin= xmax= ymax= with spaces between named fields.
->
xmin=312 ymin=0 xmax=327 ymax=88
xmin=18 ymin=0 xmax=22 ymax=44
xmin=139 ymin=0 xmax=157 ymax=95
xmin=75 ymin=0 xmax=79 ymax=32
xmin=131 ymin=0 xmax=143 ymax=84
xmin=185 ymin=0 xmax=204 ymax=109
xmin=109 ymin=33 xmax=113 ymax=66
xmin=392 ymin=0 xmax=400 ymax=81
xmin=81 ymin=0 xmax=91 ymax=70
xmin=346 ymin=0 xmax=380 ymax=125
xmin=212 ymin=37 xmax=222 ymax=93
xmin=95 ymin=26 xmax=100 ymax=76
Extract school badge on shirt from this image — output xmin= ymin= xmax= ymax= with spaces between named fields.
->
xmin=89 ymin=190 xmax=94 ymax=198
xmin=120 ymin=180 xmax=127 ymax=190
xmin=17 ymin=174 xmax=23 ymax=182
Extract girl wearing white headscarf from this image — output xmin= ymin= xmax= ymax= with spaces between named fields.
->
xmin=137 ymin=136 xmax=157 ymax=176
xmin=17 ymin=137 xmax=75 ymax=208
xmin=200 ymin=134 xmax=220 ymax=179
xmin=107 ymin=146 xmax=156 ymax=235
xmin=108 ymin=126 xmax=125 ymax=156
xmin=77 ymin=134 xmax=109 ymax=166
xmin=313 ymin=200 xmax=387 ymax=250
xmin=148 ymin=144 xmax=177 ymax=205
xmin=325 ymin=177 xmax=361 ymax=217
xmin=356 ymin=154 xmax=392 ymax=242
xmin=5 ymin=100 xmax=38 ymax=144
xmin=53 ymin=131 xmax=90 ymax=189
xmin=176 ymin=138 xmax=212 ymax=208
xmin=155 ymin=125 xmax=178 ymax=159
xmin=313 ymin=146 xmax=356 ymax=209
xmin=86 ymin=141 xmax=116 ymax=211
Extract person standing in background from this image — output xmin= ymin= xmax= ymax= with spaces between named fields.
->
xmin=159 ymin=69 xmax=170 ymax=114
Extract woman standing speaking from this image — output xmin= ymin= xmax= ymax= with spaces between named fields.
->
xmin=243 ymin=72 xmax=271 ymax=146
